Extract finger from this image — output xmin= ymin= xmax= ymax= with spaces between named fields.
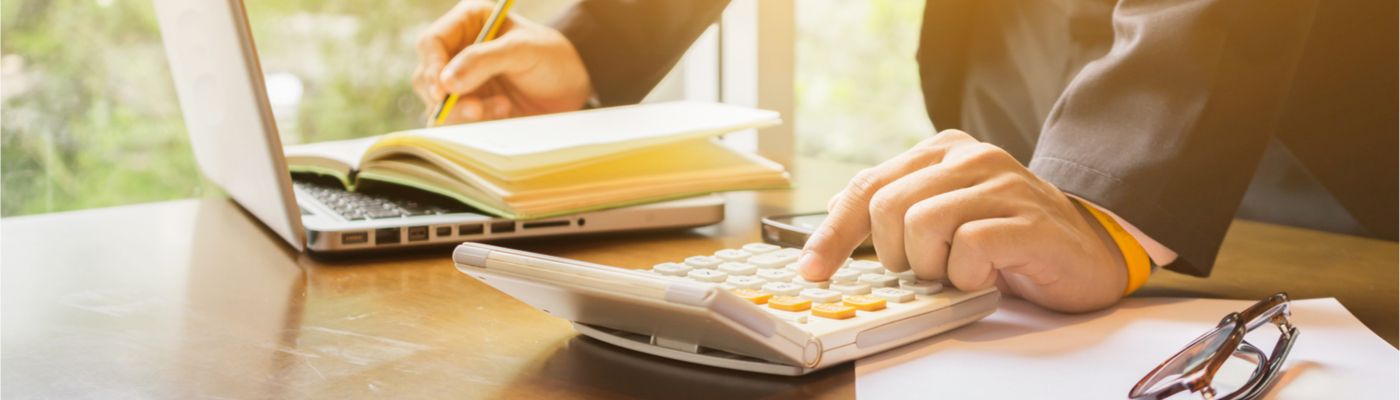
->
xmin=902 ymin=184 xmax=1018 ymax=281
xmin=799 ymin=131 xmax=978 ymax=280
xmin=481 ymin=94 xmax=512 ymax=120
xmin=868 ymin=162 xmax=993 ymax=274
xmin=439 ymin=36 xmax=534 ymax=96
xmin=450 ymin=95 xmax=485 ymax=123
xmin=417 ymin=2 xmax=496 ymax=102
xmin=413 ymin=65 xmax=435 ymax=106
xmin=945 ymin=216 xmax=1039 ymax=291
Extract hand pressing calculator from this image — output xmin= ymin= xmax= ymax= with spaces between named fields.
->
xmin=453 ymin=242 xmax=999 ymax=375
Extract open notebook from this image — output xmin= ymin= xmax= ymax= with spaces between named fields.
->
xmin=284 ymin=101 xmax=791 ymax=219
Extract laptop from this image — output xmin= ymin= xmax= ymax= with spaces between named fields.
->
xmin=151 ymin=0 xmax=724 ymax=253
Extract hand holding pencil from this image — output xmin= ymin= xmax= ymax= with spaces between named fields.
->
xmin=414 ymin=0 xmax=593 ymax=126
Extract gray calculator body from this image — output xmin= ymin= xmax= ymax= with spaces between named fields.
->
xmin=453 ymin=242 xmax=999 ymax=375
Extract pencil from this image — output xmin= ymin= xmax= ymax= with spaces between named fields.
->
xmin=429 ymin=0 xmax=516 ymax=127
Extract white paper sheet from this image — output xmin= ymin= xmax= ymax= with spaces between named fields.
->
xmin=856 ymin=297 xmax=1398 ymax=399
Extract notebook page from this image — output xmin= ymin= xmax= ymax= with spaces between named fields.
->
xmin=396 ymin=101 xmax=780 ymax=174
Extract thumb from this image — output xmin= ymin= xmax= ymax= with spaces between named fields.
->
xmin=438 ymin=36 xmax=531 ymax=95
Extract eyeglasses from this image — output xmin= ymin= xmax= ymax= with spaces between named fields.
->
xmin=1130 ymin=292 xmax=1299 ymax=400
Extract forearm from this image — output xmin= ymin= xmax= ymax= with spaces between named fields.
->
xmin=1029 ymin=0 xmax=1318 ymax=276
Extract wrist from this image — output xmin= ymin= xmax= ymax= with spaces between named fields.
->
xmin=1070 ymin=197 xmax=1152 ymax=296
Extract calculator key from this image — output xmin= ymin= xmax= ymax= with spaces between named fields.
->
xmin=886 ymin=269 xmax=917 ymax=283
xmin=726 ymin=275 xmax=766 ymax=289
xmin=761 ymin=282 xmax=803 ymax=296
xmin=773 ymin=248 xmax=803 ymax=258
xmin=831 ymin=269 xmax=861 ymax=283
xmin=812 ymin=303 xmax=857 ymax=319
xmin=799 ymin=288 xmax=842 ymax=303
xmin=775 ymin=312 xmax=809 ymax=324
xmin=900 ymin=280 xmax=944 ymax=295
xmin=756 ymin=269 xmax=796 ymax=283
xmin=685 ymin=256 xmax=724 ymax=269
xmin=850 ymin=260 xmax=885 ymax=274
xmin=858 ymin=273 xmax=899 ymax=288
xmin=714 ymin=249 xmax=752 ymax=262
xmin=748 ymin=252 xmax=798 ymax=269
xmin=652 ymin=262 xmax=692 ymax=276
xmin=742 ymin=242 xmax=781 ymax=254
xmin=872 ymin=288 xmax=915 ymax=303
xmin=718 ymin=262 xmax=758 ymax=276
xmin=719 ymin=283 xmax=736 ymax=291
xmin=844 ymin=295 xmax=887 ymax=311
xmin=784 ymin=262 xmax=802 ymax=272
xmin=791 ymin=277 xmax=830 ymax=289
xmin=687 ymin=269 xmax=728 ymax=282
xmin=732 ymin=288 xmax=772 ymax=304
xmin=831 ymin=282 xmax=872 ymax=295
xmin=768 ymin=296 xmax=812 ymax=311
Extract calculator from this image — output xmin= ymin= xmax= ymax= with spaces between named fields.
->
xmin=453 ymin=242 xmax=999 ymax=375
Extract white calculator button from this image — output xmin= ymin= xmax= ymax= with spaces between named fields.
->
xmin=714 ymin=249 xmax=752 ymax=262
xmin=742 ymin=242 xmax=781 ymax=254
xmin=684 ymin=256 xmax=724 ymax=269
xmin=799 ymin=288 xmax=843 ymax=303
xmin=831 ymin=269 xmax=861 ymax=282
xmin=831 ymin=282 xmax=872 ymax=295
xmin=887 ymin=269 xmax=917 ymax=283
xmin=791 ymin=277 xmax=829 ymax=289
xmin=726 ymin=275 xmax=766 ymax=289
xmin=849 ymin=260 xmax=885 ymax=274
xmin=872 ymin=288 xmax=915 ymax=303
xmin=718 ymin=262 xmax=758 ymax=276
xmin=900 ymin=280 xmax=944 ymax=295
xmin=761 ymin=282 xmax=802 ymax=296
xmin=652 ymin=262 xmax=692 ymax=276
xmin=748 ymin=252 xmax=797 ymax=269
xmin=756 ymin=269 xmax=796 ymax=283
xmin=774 ymin=312 xmax=808 ymax=325
xmin=772 ymin=248 xmax=803 ymax=258
xmin=784 ymin=262 xmax=802 ymax=272
xmin=858 ymin=273 xmax=899 ymax=288
xmin=687 ymin=269 xmax=728 ymax=282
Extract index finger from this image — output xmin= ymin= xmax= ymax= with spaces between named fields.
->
xmin=798 ymin=130 xmax=978 ymax=280
xmin=415 ymin=2 xmax=491 ymax=98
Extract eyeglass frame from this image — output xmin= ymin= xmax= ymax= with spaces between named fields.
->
xmin=1129 ymin=292 xmax=1300 ymax=400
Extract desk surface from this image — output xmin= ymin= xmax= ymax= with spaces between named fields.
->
xmin=3 ymin=158 xmax=1395 ymax=399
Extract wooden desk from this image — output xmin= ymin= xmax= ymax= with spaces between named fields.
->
xmin=3 ymin=158 xmax=1395 ymax=398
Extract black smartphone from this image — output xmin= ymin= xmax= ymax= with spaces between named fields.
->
xmin=760 ymin=212 xmax=875 ymax=251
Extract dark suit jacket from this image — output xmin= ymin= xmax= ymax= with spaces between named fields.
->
xmin=551 ymin=0 xmax=1398 ymax=277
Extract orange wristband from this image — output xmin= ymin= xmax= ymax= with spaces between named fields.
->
xmin=1072 ymin=198 xmax=1152 ymax=296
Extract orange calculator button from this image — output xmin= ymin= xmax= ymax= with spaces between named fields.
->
xmin=768 ymin=296 xmax=812 ymax=311
xmin=733 ymin=288 xmax=773 ymax=305
xmin=843 ymin=295 xmax=887 ymax=311
xmin=812 ymin=303 xmax=856 ymax=320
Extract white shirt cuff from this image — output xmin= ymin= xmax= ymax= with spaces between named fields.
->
xmin=1067 ymin=194 xmax=1179 ymax=268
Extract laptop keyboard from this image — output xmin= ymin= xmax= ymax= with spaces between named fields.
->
xmin=294 ymin=180 xmax=457 ymax=220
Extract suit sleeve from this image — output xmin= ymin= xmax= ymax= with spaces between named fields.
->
xmin=1028 ymin=0 xmax=1319 ymax=276
xmin=550 ymin=0 xmax=731 ymax=106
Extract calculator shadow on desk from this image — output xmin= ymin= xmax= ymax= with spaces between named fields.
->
xmin=523 ymin=335 xmax=851 ymax=398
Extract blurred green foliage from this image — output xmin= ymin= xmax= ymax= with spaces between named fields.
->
xmin=2 ymin=0 xmax=204 ymax=216
xmin=795 ymin=0 xmax=932 ymax=165
xmin=1 ymin=0 xmax=927 ymax=217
